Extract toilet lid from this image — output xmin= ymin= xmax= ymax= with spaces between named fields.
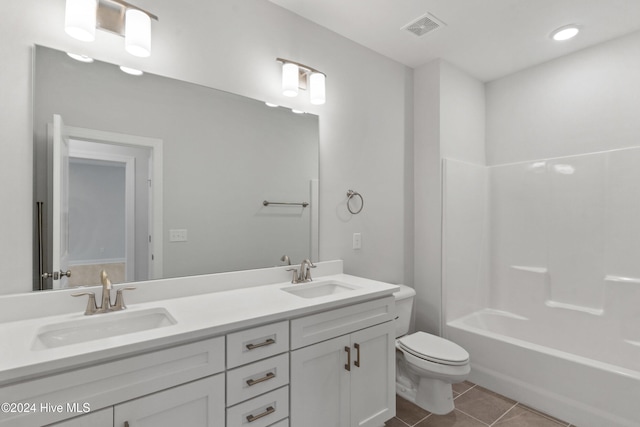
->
xmin=398 ymin=332 xmax=469 ymax=366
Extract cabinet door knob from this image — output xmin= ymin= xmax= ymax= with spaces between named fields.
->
xmin=354 ymin=343 xmax=361 ymax=368
xmin=344 ymin=346 xmax=351 ymax=371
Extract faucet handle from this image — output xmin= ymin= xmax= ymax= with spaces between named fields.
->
xmin=286 ymin=268 xmax=300 ymax=284
xmin=113 ymin=286 xmax=137 ymax=311
xmin=304 ymin=261 xmax=316 ymax=281
xmin=72 ymin=292 xmax=98 ymax=315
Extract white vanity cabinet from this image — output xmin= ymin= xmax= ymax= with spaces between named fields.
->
xmin=289 ymin=297 xmax=396 ymax=427
xmin=1 ymin=286 xmax=397 ymax=427
xmin=225 ymin=321 xmax=290 ymax=427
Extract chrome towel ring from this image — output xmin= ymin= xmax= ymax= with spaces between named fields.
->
xmin=347 ymin=190 xmax=364 ymax=214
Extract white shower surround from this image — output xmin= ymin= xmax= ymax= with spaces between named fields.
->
xmin=442 ymin=152 xmax=640 ymax=427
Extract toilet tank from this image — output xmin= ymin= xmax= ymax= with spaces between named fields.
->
xmin=394 ymin=284 xmax=416 ymax=338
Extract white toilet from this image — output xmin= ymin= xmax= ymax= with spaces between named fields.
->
xmin=394 ymin=284 xmax=470 ymax=415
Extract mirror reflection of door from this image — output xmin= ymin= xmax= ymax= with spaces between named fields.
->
xmin=44 ymin=115 xmax=157 ymax=289
xmin=50 ymin=114 xmax=70 ymax=289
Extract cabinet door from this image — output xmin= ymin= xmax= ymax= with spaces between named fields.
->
xmin=350 ymin=321 xmax=396 ymax=427
xmin=46 ymin=408 xmax=113 ymax=427
xmin=114 ymin=374 xmax=225 ymax=427
xmin=290 ymin=335 xmax=351 ymax=427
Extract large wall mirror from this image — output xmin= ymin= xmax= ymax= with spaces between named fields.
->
xmin=33 ymin=45 xmax=319 ymax=291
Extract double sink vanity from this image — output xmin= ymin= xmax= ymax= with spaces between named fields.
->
xmin=0 ymin=260 xmax=398 ymax=427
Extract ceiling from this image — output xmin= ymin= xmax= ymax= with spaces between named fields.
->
xmin=269 ymin=0 xmax=640 ymax=82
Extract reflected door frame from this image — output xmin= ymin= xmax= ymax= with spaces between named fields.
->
xmin=68 ymin=147 xmax=136 ymax=282
xmin=64 ymin=126 xmax=164 ymax=281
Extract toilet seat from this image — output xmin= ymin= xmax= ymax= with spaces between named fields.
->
xmin=397 ymin=332 xmax=469 ymax=366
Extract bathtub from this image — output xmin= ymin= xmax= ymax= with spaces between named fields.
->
xmin=446 ymin=309 xmax=640 ymax=427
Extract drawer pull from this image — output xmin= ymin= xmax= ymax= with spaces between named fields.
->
xmin=246 ymin=338 xmax=275 ymax=350
xmin=354 ymin=343 xmax=361 ymax=367
xmin=246 ymin=405 xmax=275 ymax=422
xmin=345 ymin=346 xmax=351 ymax=371
xmin=246 ymin=371 xmax=276 ymax=386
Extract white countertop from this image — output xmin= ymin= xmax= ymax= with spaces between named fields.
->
xmin=0 ymin=271 xmax=398 ymax=386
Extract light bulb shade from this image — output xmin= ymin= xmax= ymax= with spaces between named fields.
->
xmin=282 ymin=63 xmax=299 ymax=97
xmin=125 ymin=9 xmax=151 ymax=57
xmin=65 ymin=0 xmax=97 ymax=42
xmin=309 ymin=72 xmax=326 ymax=105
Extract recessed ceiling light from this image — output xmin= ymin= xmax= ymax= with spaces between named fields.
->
xmin=291 ymin=109 xmax=305 ymax=114
xmin=66 ymin=52 xmax=94 ymax=63
xmin=265 ymin=102 xmax=279 ymax=108
xmin=551 ymin=25 xmax=580 ymax=41
xmin=119 ymin=66 xmax=144 ymax=76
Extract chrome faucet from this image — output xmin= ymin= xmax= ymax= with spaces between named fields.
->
xmin=72 ymin=270 xmax=136 ymax=315
xmin=98 ymin=270 xmax=112 ymax=313
xmin=287 ymin=259 xmax=316 ymax=284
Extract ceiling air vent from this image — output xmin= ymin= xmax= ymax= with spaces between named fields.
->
xmin=402 ymin=12 xmax=446 ymax=37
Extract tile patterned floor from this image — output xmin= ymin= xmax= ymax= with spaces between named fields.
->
xmin=385 ymin=382 xmax=577 ymax=427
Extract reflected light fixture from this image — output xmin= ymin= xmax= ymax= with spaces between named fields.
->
xmin=67 ymin=52 xmax=94 ymax=63
xmin=119 ymin=65 xmax=144 ymax=76
xmin=551 ymin=25 xmax=580 ymax=41
xmin=277 ymin=58 xmax=326 ymax=105
xmin=64 ymin=0 xmax=158 ymax=57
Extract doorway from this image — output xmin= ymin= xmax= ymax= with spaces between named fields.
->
xmin=41 ymin=117 xmax=163 ymax=289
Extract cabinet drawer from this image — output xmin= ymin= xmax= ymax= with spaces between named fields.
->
xmin=268 ymin=419 xmax=289 ymax=427
xmin=227 ymin=321 xmax=289 ymax=368
xmin=226 ymin=386 xmax=289 ymax=427
xmin=0 ymin=337 xmax=225 ymax=427
xmin=227 ymin=353 xmax=289 ymax=406
xmin=290 ymin=296 xmax=395 ymax=349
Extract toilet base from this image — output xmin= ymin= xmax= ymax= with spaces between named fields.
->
xmin=396 ymin=376 xmax=455 ymax=415
xmin=416 ymin=378 xmax=454 ymax=415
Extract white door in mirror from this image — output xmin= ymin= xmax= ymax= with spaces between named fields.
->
xmin=51 ymin=114 xmax=71 ymax=289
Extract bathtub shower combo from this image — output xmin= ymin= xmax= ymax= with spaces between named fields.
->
xmin=442 ymin=150 xmax=640 ymax=427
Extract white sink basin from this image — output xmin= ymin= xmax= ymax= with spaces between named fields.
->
xmin=32 ymin=307 xmax=176 ymax=350
xmin=282 ymin=281 xmax=360 ymax=299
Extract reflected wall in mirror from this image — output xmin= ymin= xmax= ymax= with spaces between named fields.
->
xmin=33 ymin=45 xmax=319 ymax=291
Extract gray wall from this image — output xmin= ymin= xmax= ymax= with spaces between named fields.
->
xmin=69 ymin=160 xmax=126 ymax=263
xmin=486 ymin=30 xmax=640 ymax=165
xmin=413 ymin=60 xmax=485 ymax=334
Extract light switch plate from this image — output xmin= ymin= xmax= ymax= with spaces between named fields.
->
xmin=169 ymin=229 xmax=188 ymax=242
xmin=353 ymin=232 xmax=362 ymax=250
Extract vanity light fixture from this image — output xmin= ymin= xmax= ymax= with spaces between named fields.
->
xmin=125 ymin=8 xmax=151 ymax=57
xmin=551 ymin=25 xmax=580 ymax=41
xmin=64 ymin=0 xmax=97 ymax=42
xmin=277 ymin=58 xmax=326 ymax=105
xmin=64 ymin=0 xmax=158 ymax=57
